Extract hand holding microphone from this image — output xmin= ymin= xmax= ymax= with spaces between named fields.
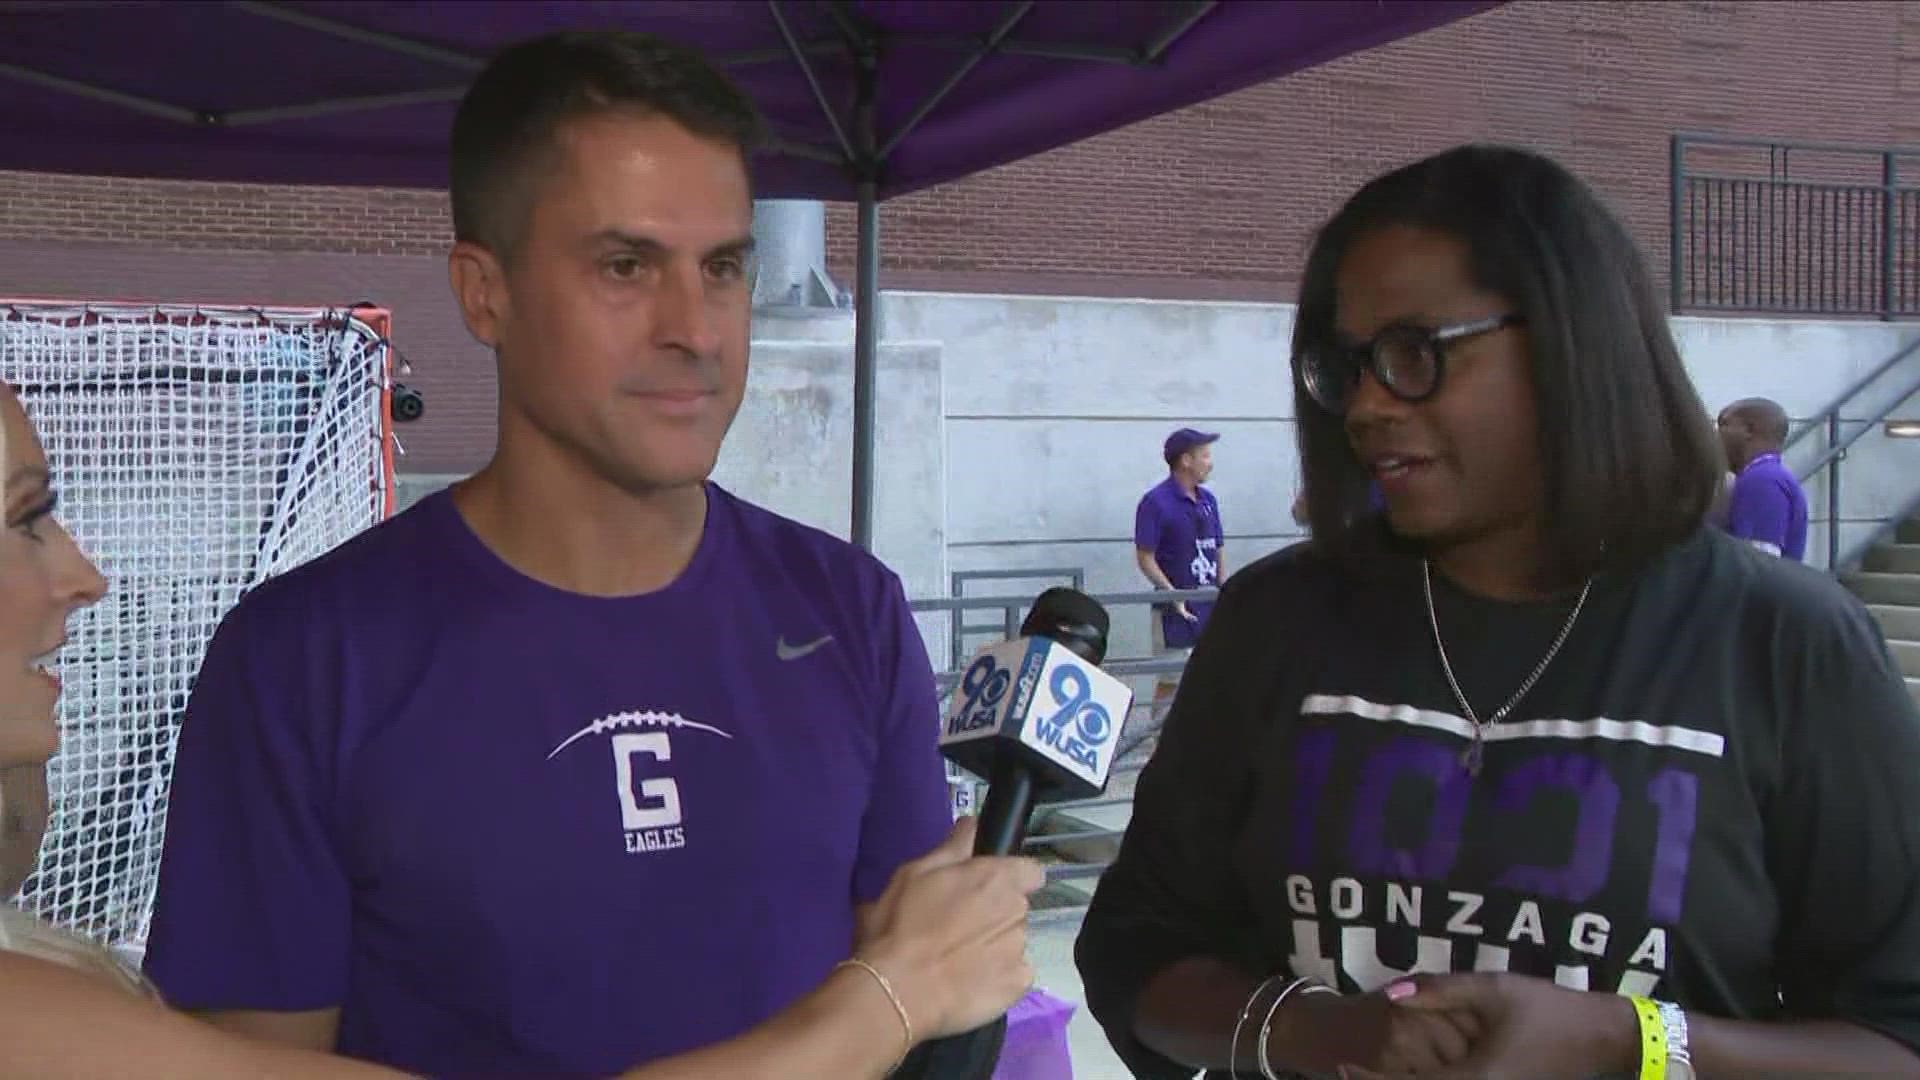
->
xmin=854 ymin=817 xmax=1045 ymax=1040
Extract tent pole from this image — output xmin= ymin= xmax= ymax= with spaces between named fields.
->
xmin=849 ymin=40 xmax=880 ymax=551
xmin=851 ymin=179 xmax=879 ymax=550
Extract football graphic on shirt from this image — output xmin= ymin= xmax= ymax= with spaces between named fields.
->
xmin=548 ymin=709 xmax=734 ymax=855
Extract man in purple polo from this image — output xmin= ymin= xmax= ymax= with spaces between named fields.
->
xmin=141 ymin=32 xmax=964 ymax=1077
xmin=1134 ymin=428 xmax=1225 ymax=718
xmin=1718 ymin=396 xmax=1809 ymax=561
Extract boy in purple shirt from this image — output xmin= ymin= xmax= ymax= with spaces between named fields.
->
xmin=142 ymin=32 xmax=966 ymax=1077
xmin=1717 ymin=397 xmax=1809 ymax=561
xmin=1134 ymin=428 xmax=1225 ymax=716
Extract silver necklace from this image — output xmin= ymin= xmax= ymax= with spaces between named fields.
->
xmin=1423 ymin=560 xmax=1591 ymax=776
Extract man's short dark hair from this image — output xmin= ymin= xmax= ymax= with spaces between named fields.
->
xmin=450 ymin=31 xmax=767 ymax=261
xmin=1291 ymin=144 xmax=1724 ymax=589
xmin=1727 ymin=397 xmax=1791 ymax=447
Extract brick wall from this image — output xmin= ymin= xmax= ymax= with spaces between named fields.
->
xmin=0 ymin=172 xmax=451 ymax=257
xmin=6 ymin=1 xmax=1916 ymax=299
xmin=3 ymin=0 xmax=1918 ymax=473
xmin=824 ymin=0 xmax=1920 ymax=300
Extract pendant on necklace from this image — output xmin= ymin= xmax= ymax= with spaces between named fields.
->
xmin=1462 ymin=706 xmax=1507 ymax=776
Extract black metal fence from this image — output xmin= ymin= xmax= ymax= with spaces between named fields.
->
xmin=1671 ymin=134 xmax=1920 ymax=320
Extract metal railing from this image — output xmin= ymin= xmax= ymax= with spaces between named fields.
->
xmin=909 ymin=584 xmax=1218 ymax=897
xmin=911 ymin=585 xmax=1217 ymax=691
xmin=1671 ymin=134 xmax=1920 ymax=320
xmin=1783 ymin=332 xmax=1920 ymax=568
xmin=942 ymin=567 xmax=1085 ymax=672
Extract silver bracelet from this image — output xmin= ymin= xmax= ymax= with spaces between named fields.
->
xmin=1655 ymin=1000 xmax=1693 ymax=1072
xmin=1229 ymin=976 xmax=1284 ymax=1078
xmin=1257 ymin=978 xmax=1337 ymax=1079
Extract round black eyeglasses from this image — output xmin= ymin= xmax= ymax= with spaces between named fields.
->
xmin=1300 ymin=313 xmax=1525 ymax=415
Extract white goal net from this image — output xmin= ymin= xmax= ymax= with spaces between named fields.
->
xmin=0 ymin=301 xmax=396 ymax=948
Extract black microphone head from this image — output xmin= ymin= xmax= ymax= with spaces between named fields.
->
xmin=1019 ymin=587 xmax=1110 ymax=665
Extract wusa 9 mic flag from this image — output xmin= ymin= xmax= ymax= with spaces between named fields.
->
xmin=942 ymin=636 xmax=1133 ymax=804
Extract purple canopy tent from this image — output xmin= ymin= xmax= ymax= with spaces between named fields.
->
xmin=0 ymin=0 xmax=1494 ymax=547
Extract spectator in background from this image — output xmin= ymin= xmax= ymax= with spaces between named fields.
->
xmin=1718 ymin=397 xmax=1809 ymax=560
xmin=1135 ymin=429 xmax=1225 ymax=719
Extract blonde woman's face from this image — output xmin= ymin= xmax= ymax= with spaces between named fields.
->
xmin=0 ymin=391 xmax=106 ymax=770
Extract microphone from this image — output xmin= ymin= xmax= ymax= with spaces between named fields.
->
xmin=940 ymin=587 xmax=1134 ymax=856
xmin=897 ymin=589 xmax=1130 ymax=1080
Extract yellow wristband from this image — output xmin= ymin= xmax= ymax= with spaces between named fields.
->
xmin=1629 ymin=994 xmax=1669 ymax=1080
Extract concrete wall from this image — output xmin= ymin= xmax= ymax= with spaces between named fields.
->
xmin=884 ymin=292 xmax=1302 ymax=664
xmin=885 ymin=293 xmax=1920 ymax=670
xmin=392 ymin=292 xmax=1920 ymax=678
xmin=19 ymin=261 xmax=1912 ymax=673
xmin=707 ymin=309 xmax=950 ymax=664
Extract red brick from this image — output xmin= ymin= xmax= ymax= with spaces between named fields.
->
xmin=824 ymin=0 xmax=1920 ymax=301
xmin=0 ymin=1 xmax=1912 ymax=302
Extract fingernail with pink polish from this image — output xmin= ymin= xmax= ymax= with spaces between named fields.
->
xmin=1385 ymin=980 xmax=1417 ymax=1001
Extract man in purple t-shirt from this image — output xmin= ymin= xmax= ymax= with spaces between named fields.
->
xmin=141 ymin=32 xmax=963 ymax=1078
xmin=1717 ymin=396 xmax=1809 ymax=561
xmin=1134 ymin=428 xmax=1225 ymax=717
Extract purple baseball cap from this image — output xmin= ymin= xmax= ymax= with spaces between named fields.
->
xmin=1163 ymin=427 xmax=1220 ymax=464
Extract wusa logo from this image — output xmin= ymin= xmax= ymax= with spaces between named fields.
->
xmin=549 ymin=710 xmax=734 ymax=856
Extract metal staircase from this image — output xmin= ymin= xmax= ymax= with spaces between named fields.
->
xmin=1846 ymin=522 xmax=1920 ymax=703
xmin=1800 ymin=332 xmax=1920 ymax=701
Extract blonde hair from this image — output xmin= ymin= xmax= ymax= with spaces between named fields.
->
xmin=0 ymin=903 xmax=157 ymax=997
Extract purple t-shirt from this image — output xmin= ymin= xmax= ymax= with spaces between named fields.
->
xmin=142 ymin=486 xmax=951 ymax=1076
xmin=1134 ymin=476 xmax=1224 ymax=649
xmin=1726 ymin=452 xmax=1809 ymax=562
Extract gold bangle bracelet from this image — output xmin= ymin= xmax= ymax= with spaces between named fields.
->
xmin=837 ymin=958 xmax=914 ymax=1075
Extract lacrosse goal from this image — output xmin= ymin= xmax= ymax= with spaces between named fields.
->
xmin=0 ymin=300 xmax=397 ymax=949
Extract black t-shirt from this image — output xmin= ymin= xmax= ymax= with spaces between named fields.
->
xmin=1075 ymin=528 xmax=1920 ymax=1079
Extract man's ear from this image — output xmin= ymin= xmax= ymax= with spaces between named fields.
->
xmin=449 ymin=241 xmax=510 ymax=349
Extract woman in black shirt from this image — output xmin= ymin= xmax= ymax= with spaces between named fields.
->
xmin=1074 ymin=145 xmax=1920 ymax=1078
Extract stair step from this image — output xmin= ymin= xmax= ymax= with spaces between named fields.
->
xmin=1029 ymin=801 xmax=1131 ymax=866
xmin=1871 ymin=605 xmax=1920 ymax=641
xmin=1844 ymin=573 xmax=1920 ymax=607
xmin=1866 ymin=545 xmax=1920 ymax=574
xmin=1029 ymin=878 xmax=1096 ymax=912
xmin=1899 ymin=519 xmax=1920 ymax=545
xmin=1892 ymin=640 xmax=1920 ymax=679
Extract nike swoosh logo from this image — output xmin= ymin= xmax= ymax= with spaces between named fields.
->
xmin=777 ymin=635 xmax=834 ymax=662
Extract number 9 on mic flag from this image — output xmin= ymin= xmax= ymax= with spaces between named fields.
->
xmin=940 ymin=636 xmax=1134 ymax=804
